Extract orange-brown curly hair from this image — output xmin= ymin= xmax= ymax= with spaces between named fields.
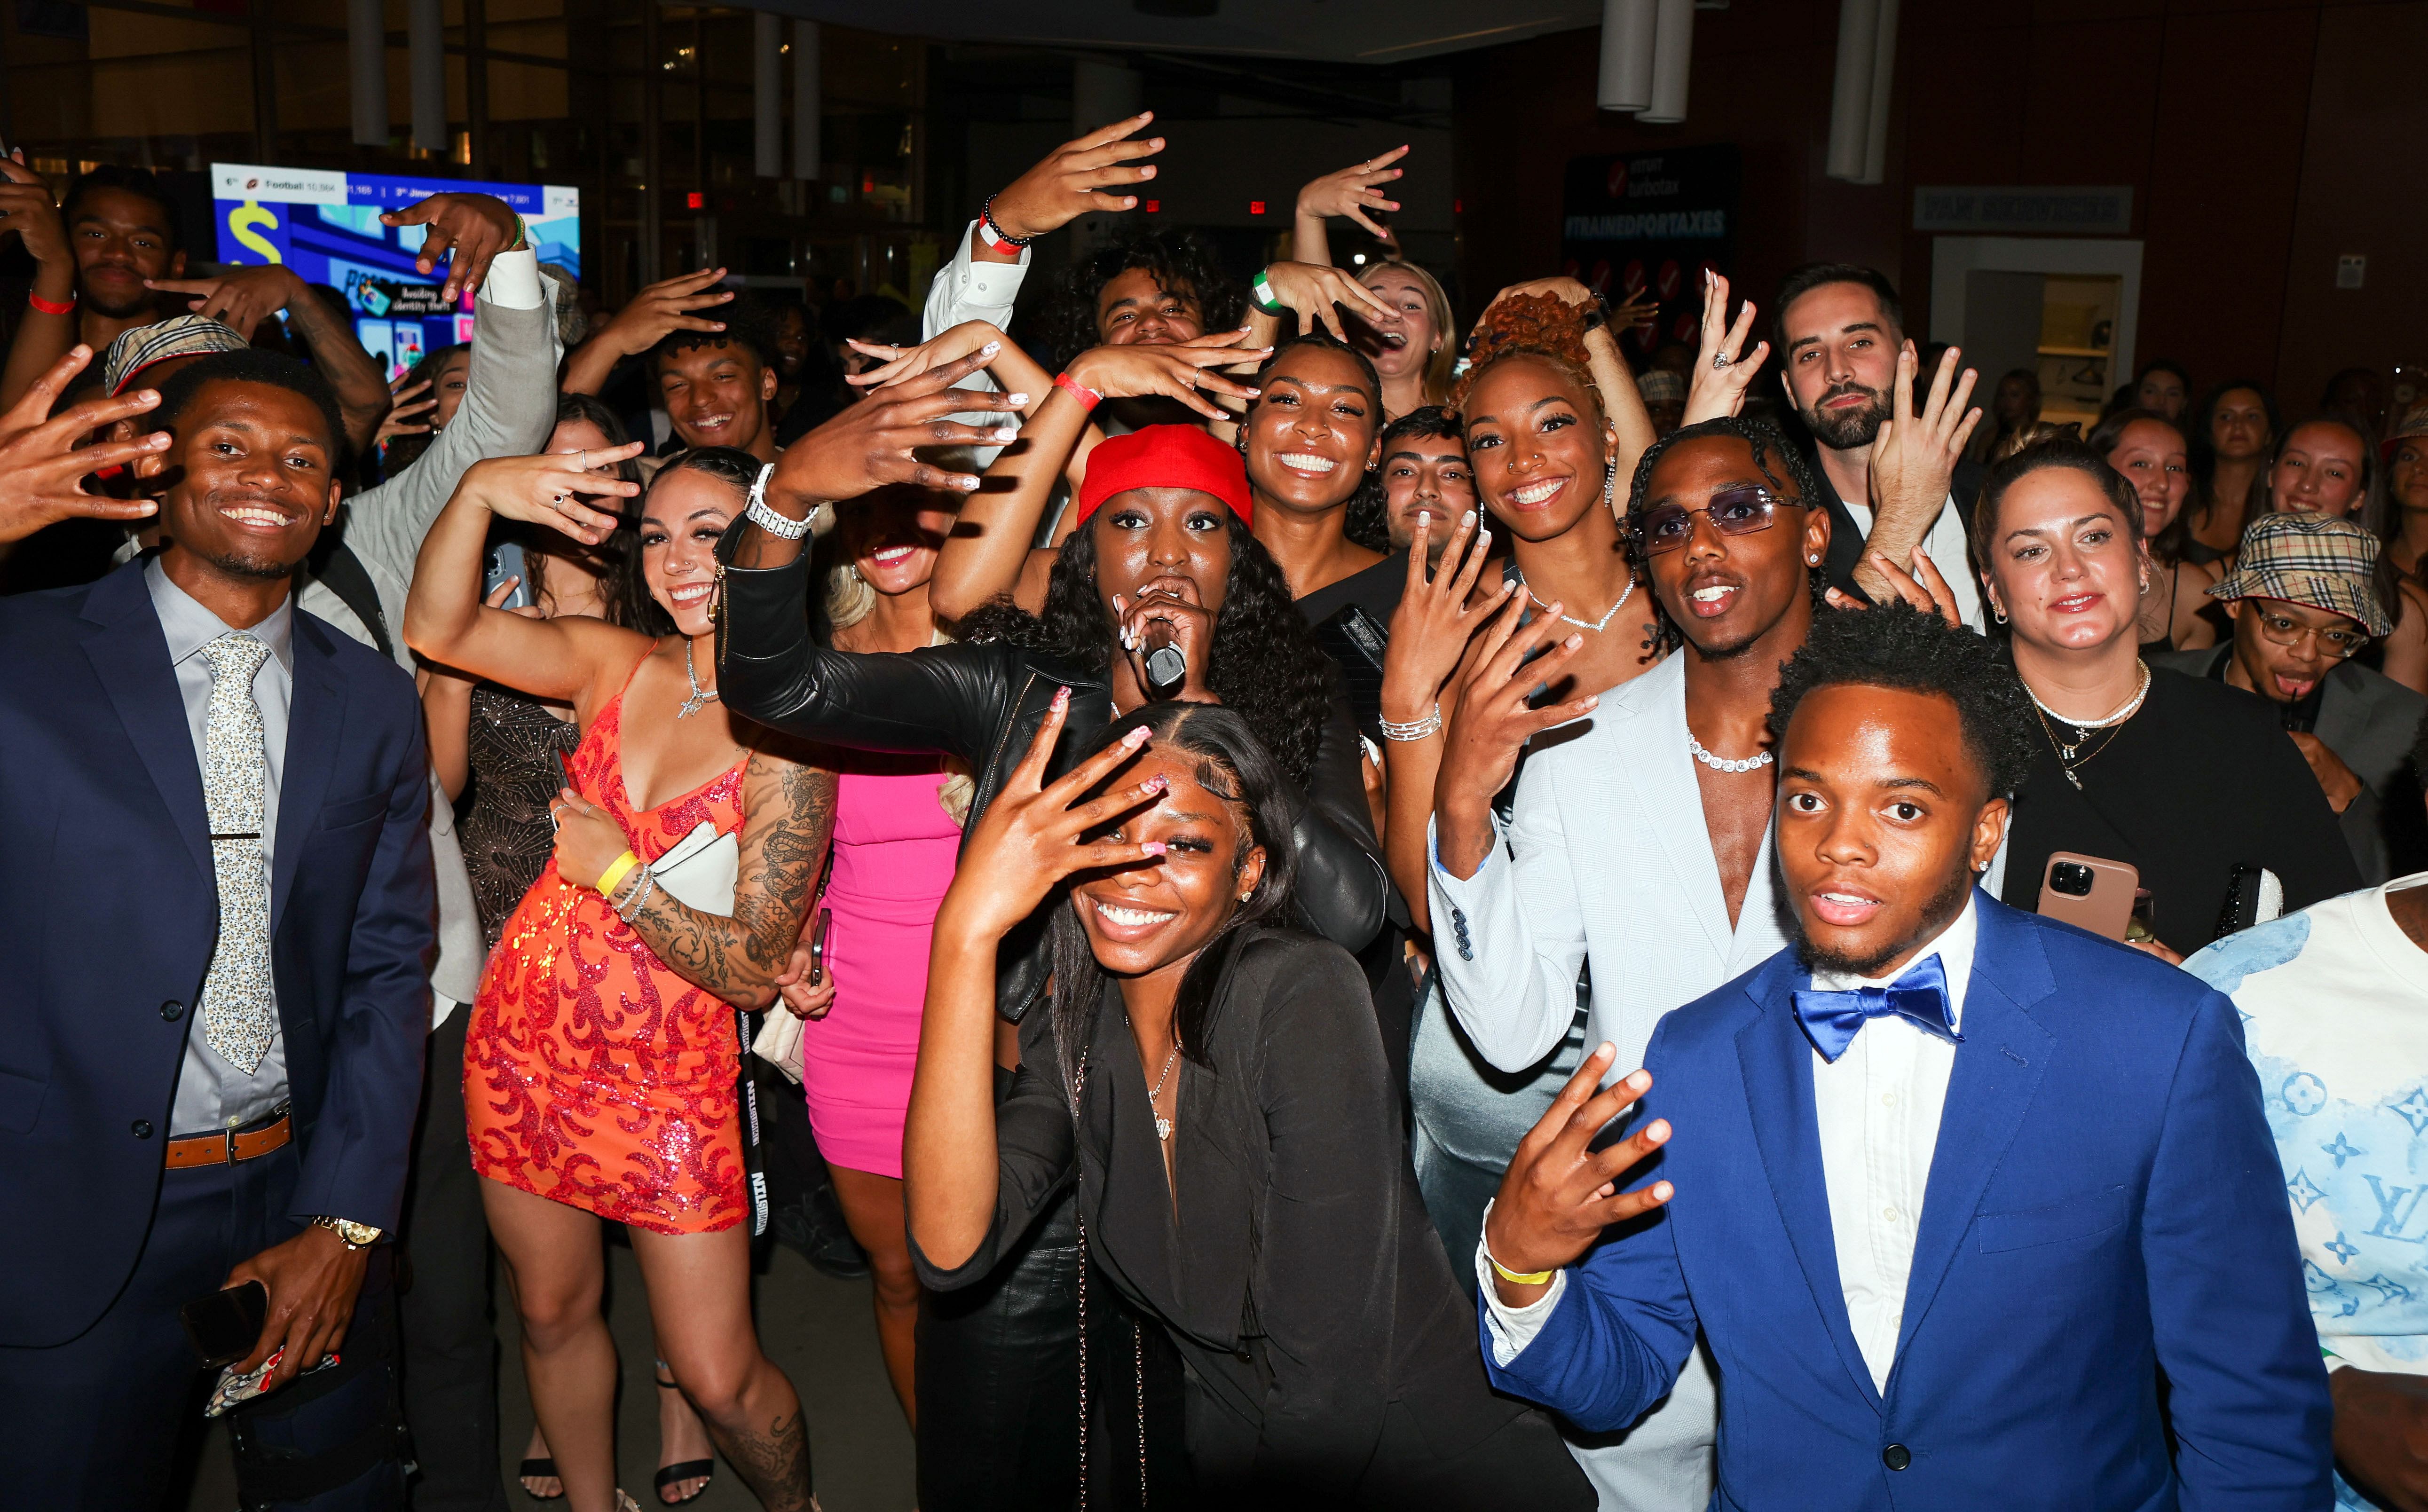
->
xmin=1451 ymin=292 xmax=1606 ymax=418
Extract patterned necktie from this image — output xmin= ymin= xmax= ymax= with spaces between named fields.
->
xmin=1789 ymin=952 xmax=1961 ymax=1065
xmin=198 ymin=632 xmax=276 ymax=1073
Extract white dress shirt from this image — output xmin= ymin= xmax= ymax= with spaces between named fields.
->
xmin=1483 ymin=896 xmax=1981 ymax=1396
xmin=923 ymin=221 xmax=1032 ymax=468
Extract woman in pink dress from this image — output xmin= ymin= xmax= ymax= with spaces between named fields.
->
xmin=774 ymin=479 xmax=964 ymax=1426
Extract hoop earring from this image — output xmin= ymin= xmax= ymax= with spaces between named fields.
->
xmin=1991 ymin=602 xmax=2010 ymax=625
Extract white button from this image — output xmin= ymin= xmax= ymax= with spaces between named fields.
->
xmin=1883 ymin=1206 xmax=1901 ymax=1222
xmin=1881 ymin=1091 xmax=1898 ymax=1108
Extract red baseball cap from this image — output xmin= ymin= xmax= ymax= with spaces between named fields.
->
xmin=1072 ymin=425 xmax=1253 ymax=530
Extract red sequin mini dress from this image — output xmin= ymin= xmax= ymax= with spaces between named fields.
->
xmin=465 ymin=667 xmax=750 ymax=1235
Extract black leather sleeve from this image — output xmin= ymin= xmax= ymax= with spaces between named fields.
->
xmin=717 ymin=556 xmax=1003 ymax=762
xmin=1290 ymin=693 xmax=1389 ymax=955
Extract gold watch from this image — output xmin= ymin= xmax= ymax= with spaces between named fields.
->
xmin=312 ymin=1216 xmax=383 ymax=1251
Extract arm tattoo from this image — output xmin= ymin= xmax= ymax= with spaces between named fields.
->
xmin=627 ymin=750 xmax=837 ymax=1007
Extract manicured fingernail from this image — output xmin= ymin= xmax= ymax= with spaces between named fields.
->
xmin=1141 ymin=841 xmax=1167 ymax=856
xmin=981 ymin=340 xmax=1001 ymax=356
xmin=1566 ymin=633 xmax=1584 ymax=649
xmin=1653 ymin=1182 xmax=1673 ymax=1201
xmin=1415 ymin=511 xmax=1429 ymax=529
xmin=1460 ymin=509 xmax=1475 ymax=527
xmin=1647 ymin=1120 xmax=1671 ymax=1143
xmin=959 ymin=475 xmax=980 ymax=490
xmin=1053 ymin=685 xmax=1070 ymax=710
xmin=1006 ymin=393 xmax=1030 ymax=406
xmin=1145 ymin=774 xmax=1168 ymax=790
xmin=994 ymin=427 xmax=1018 ymax=441
xmin=1123 ymin=725 xmax=1152 ymax=748
xmin=1626 ymin=1069 xmax=1648 ymax=1089
xmin=1245 ymin=387 xmax=1260 ymax=397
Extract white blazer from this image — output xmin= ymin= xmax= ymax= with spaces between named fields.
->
xmin=1429 ymin=652 xmax=1795 ymax=1079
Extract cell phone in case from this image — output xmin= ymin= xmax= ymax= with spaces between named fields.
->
xmin=2036 ymin=851 xmax=2139 ymax=941
xmin=807 ymin=907 xmax=832 ymax=987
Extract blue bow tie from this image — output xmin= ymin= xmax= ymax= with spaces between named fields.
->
xmin=1791 ymin=952 xmax=1961 ymax=1064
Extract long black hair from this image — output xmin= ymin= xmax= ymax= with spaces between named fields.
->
xmin=2189 ymin=378 xmax=2281 ymax=536
xmin=624 ymin=445 xmax=762 ymax=637
xmin=957 ymin=513 xmax=1330 ymax=790
xmin=1044 ymin=702 xmax=1300 ymax=1093
xmin=1241 ymin=331 xmax=1390 ymax=551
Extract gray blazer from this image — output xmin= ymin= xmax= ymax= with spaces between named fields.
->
xmin=2154 ymin=645 xmax=2428 ymax=885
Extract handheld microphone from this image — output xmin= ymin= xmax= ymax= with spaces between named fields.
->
xmin=1142 ymin=622 xmax=1189 ymax=694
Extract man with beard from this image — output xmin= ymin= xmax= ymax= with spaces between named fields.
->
xmin=1774 ymin=263 xmax=1988 ymax=630
xmin=0 ymin=348 xmax=435 ymax=1509
xmin=1477 ymin=603 xmax=2330 ymax=1510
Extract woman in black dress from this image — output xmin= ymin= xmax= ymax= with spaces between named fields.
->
xmin=1974 ymin=437 xmax=2357 ymax=957
xmin=906 ymin=697 xmax=1591 ymax=1509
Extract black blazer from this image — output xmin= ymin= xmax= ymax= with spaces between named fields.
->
xmin=910 ymin=929 xmax=1536 ymax=1496
xmin=0 ymin=562 xmax=436 ymax=1346
xmin=716 ymin=553 xmax=1390 ymax=1021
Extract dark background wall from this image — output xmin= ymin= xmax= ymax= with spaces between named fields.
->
xmin=1452 ymin=0 xmax=2427 ymax=407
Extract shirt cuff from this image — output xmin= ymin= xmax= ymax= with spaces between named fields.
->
xmin=432 ymin=992 xmax=459 ymax=1032
xmin=1475 ymin=1201 xmax=1566 ymax=1367
xmin=1427 ymin=810 xmax=1505 ymax=887
xmin=481 ymin=247 xmax=543 ymax=311
xmin=939 ymin=221 xmax=1028 ymax=309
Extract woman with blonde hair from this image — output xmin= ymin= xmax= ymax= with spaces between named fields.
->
xmin=1287 ymin=149 xmax=1457 ymax=420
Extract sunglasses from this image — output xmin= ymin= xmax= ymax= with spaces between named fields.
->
xmin=1632 ymin=485 xmax=1799 ymax=555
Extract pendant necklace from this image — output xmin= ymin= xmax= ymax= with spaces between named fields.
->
xmin=1149 ymin=1042 xmax=1181 ymax=1142
xmin=678 ymin=638 xmax=721 ymax=720
xmin=2030 ymin=660 xmax=2150 ymax=789
xmin=1515 ymin=569 xmax=1633 ymax=633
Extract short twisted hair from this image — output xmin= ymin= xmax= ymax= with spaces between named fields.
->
xmin=1767 ymin=600 xmax=2037 ymax=798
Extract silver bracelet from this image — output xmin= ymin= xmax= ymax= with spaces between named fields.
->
xmin=1379 ymin=703 xmax=1443 ymax=742
xmin=743 ymin=463 xmax=814 ymax=541
xmin=614 ymin=868 xmax=656 ymax=923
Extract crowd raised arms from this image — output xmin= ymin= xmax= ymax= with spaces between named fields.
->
xmin=7 ymin=111 xmax=2428 ymax=1512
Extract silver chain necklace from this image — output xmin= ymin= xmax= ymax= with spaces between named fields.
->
xmin=1149 ymin=1042 xmax=1181 ymax=1142
xmin=1687 ymin=733 xmax=1773 ymax=774
xmin=1515 ymin=569 xmax=1634 ymax=633
xmin=678 ymin=638 xmax=720 ymax=720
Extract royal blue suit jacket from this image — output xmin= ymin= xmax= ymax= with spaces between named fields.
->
xmin=0 ymin=562 xmax=435 ymax=1347
xmin=1484 ymin=894 xmax=2331 ymax=1510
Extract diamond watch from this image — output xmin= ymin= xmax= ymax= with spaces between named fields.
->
xmin=312 ymin=1216 xmax=383 ymax=1251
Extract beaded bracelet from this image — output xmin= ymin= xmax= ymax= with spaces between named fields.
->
xmin=613 ymin=868 xmax=657 ymax=924
xmin=976 ymin=194 xmax=1033 ymax=252
xmin=1379 ymin=704 xmax=1443 ymax=742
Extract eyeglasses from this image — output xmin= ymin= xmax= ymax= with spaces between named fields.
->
xmin=1632 ymin=485 xmax=1798 ymax=555
xmin=2255 ymin=609 xmax=2368 ymax=659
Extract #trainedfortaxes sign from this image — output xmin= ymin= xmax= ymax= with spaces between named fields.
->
xmin=1560 ymin=145 xmax=1741 ymax=357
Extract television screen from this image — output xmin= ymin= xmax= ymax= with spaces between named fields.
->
xmin=210 ymin=164 xmax=578 ymax=381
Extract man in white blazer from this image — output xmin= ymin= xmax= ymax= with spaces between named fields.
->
xmin=1429 ymin=400 xmax=1972 ymax=1507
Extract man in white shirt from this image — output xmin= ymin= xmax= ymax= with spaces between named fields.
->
xmin=1773 ymin=263 xmax=1987 ymax=631
xmin=1476 ymin=602 xmax=2329 ymax=1510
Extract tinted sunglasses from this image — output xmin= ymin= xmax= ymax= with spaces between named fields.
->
xmin=1632 ymin=485 xmax=1799 ymax=555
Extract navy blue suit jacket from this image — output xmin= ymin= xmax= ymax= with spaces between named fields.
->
xmin=0 ymin=562 xmax=435 ymax=1347
xmin=1483 ymin=895 xmax=2332 ymax=1510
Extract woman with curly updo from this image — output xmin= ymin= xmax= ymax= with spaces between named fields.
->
xmin=714 ymin=351 xmax=1389 ymax=1505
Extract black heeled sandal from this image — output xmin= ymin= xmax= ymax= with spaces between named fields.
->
xmin=653 ymin=1362 xmax=716 ymax=1506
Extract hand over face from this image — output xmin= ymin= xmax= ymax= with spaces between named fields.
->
xmin=463 ymin=446 xmax=644 ymax=546
xmin=0 ymin=346 xmax=170 ymax=544
xmin=224 ymin=1224 xmax=370 ymax=1390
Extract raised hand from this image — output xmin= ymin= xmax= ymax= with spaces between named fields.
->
xmin=1857 ymin=341 xmax=1980 ymax=607
xmin=591 ymin=266 xmax=734 ymax=359
xmin=1114 ymin=585 xmax=1219 ymax=703
xmin=1610 ymin=286 xmax=1660 ymax=340
xmin=376 ymin=378 xmax=437 ymax=447
xmin=378 ymin=191 xmax=523 ymax=304
xmin=456 ymin=442 xmax=646 ymax=545
xmin=1066 ymin=332 xmax=1266 ymax=422
xmin=763 ymin=347 xmax=1027 ymax=517
xmin=933 ymin=692 xmax=1170 ymax=942
xmin=844 ymin=320 xmax=1006 ymax=390
xmin=1438 ymin=593 xmax=1598 ymax=803
xmin=986 ymin=113 xmax=1165 ymax=243
xmin=1254 ymin=261 xmax=1396 ymax=344
xmin=1483 ymin=1046 xmax=1675 ymax=1302
xmin=1381 ymin=508 xmax=1509 ymax=729
xmin=1295 ymin=146 xmax=1408 ymax=240
xmin=145 ymin=265 xmax=303 ymax=341
xmin=0 ymin=346 xmax=173 ymax=543
xmin=0 ymin=153 xmax=67 ymax=273
xmin=1682 ymin=269 xmax=1768 ymax=425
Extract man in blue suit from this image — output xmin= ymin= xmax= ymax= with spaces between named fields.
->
xmin=0 ymin=348 xmax=436 ymax=1508
xmin=1481 ymin=602 xmax=2332 ymax=1508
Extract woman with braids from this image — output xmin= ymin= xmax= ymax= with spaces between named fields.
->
xmin=715 ymin=349 xmax=1388 ymax=1505
xmin=905 ymin=698 xmax=1593 ymax=1509
xmin=404 ymin=444 xmax=836 ymax=1512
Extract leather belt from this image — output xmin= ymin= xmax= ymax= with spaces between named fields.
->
xmin=164 ymin=1112 xmax=292 ymax=1170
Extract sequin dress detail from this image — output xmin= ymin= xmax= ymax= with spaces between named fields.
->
xmin=465 ymin=662 xmax=750 ymax=1234
xmin=460 ymin=685 xmax=583 ymax=951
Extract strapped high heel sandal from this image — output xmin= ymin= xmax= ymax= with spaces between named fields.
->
xmin=654 ymin=1362 xmax=716 ymax=1506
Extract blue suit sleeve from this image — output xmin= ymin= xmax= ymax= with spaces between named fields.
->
xmin=2144 ymin=990 xmax=2334 ymax=1509
xmin=1480 ymin=1019 xmax=1702 ymax=1433
xmin=288 ymin=704 xmax=436 ymax=1234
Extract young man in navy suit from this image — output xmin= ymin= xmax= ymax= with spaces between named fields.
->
xmin=0 ymin=347 xmax=435 ymax=1509
xmin=1481 ymin=603 xmax=2332 ymax=1509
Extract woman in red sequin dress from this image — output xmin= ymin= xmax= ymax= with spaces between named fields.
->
xmin=406 ymin=445 xmax=835 ymax=1512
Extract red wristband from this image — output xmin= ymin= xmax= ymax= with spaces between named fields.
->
xmin=26 ymin=291 xmax=74 ymax=316
xmin=1053 ymin=371 xmax=1102 ymax=413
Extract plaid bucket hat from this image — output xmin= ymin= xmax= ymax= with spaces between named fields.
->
xmin=102 ymin=314 xmax=250 ymax=396
xmin=2207 ymin=512 xmax=2394 ymax=638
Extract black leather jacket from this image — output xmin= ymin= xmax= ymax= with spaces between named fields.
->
xmin=717 ymin=555 xmax=1390 ymax=1023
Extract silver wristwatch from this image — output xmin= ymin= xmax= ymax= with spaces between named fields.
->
xmin=744 ymin=463 xmax=814 ymax=541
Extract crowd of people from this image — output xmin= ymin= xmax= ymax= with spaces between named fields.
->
xmin=1 ymin=108 xmax=2426 ymax=1512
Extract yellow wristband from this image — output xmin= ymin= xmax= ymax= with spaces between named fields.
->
xmin=1488 ymin=1252 xmax=1556 ymax=1288
xmin=596 ymin=850 xmax=641 ymax=898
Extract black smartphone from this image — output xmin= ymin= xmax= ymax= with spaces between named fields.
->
xmin=807 ymin=907 xmax=832 ymax=987
xmin=180 ymin=1280 xmax=268 ymax=1366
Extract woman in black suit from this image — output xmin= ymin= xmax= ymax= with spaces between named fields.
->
xmin=906 ymin=697 xmax=1591 ymax=1508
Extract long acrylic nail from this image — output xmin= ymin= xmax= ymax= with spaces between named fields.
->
xmin=1006 ymin=393 xmax=1031 ymax=407
xmin=1123 ymin=725 xmax=1152 ymax=748
xmin=1140 ymin=840 xmax=1167 ymax=856
xmin=1052 ymin=685 xmax=1070 ymax=711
